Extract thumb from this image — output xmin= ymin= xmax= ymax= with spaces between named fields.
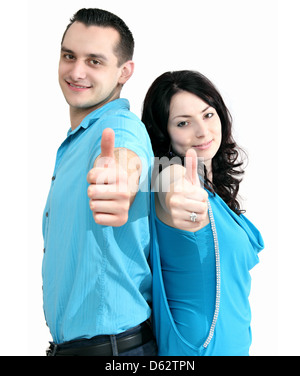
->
xmin=100 ymin=128 xmax=115 ymax=159
xmin=185 ymin=148 xmax=199 ymax=186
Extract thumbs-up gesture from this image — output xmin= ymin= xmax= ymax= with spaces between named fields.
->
xmin=87 ymin=128 xmax=131 ymax=227
xmin=165 ymin=149 xmax=209 ymax=231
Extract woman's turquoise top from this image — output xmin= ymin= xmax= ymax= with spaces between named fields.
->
xmin=150 ymin=190 xmax=264 ymax=356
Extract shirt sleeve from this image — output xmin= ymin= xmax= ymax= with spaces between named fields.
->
xmin=88 ymin=113 xmax=153 ymax=185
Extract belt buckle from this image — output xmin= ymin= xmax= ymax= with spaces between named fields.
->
xmin=46 ymin=343 xmax=58 ymax=356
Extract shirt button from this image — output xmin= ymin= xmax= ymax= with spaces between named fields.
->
xmin=46 ymin=212 xmax=49 ymax=217
xmin=43 ymin=248 xmax=46 ymax=253
xmin=52 ymin=176 xmax=56 ymax=181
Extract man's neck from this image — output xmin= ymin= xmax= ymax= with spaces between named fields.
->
xmin=70 ymin=94 xmax=121 ymax=130
xmin=70 ymin=107 xmax=96 ymax=131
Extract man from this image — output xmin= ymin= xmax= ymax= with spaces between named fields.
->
xmin=43 ymin=8 xmax=156 ymax=356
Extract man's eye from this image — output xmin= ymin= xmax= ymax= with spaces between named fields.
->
xmin=64 ymin=54 xmax=74 ymax=60
xmin=90 ymin=59 xmax=101 ymax=66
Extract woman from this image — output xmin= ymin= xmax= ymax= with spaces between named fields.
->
xmin=142 ymin=70 xmax=264 ymax=356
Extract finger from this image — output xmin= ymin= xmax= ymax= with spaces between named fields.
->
xmin=101 ymin=128 xmax=115 ymax=158
xmin=87 ymin=167 xmax=115 ymax=185
xmin=184 ymin=187 xmax=209 ymax=202
xmin=88 ymin=185 xmax=130 ymax=199
xmin=180 ymin=199 xmax=208 ymax=215
xmin=93 ymin=212 xmax=128 ymax=227
xmin=97 ymin=128 xmax=115 ymax=168
xmin=88 ymin=185 xmax=117 ymax=198
xmin=185 ymin=148 xmax=199 ymax=186
xmin=90 ymin=199 xmax=128 ymax=214
xmin=179 ymin=208 xmax=208 ymax=226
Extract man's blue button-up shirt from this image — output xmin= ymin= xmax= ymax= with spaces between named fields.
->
xmin=42 ymin=99 xmax=153 ymax=344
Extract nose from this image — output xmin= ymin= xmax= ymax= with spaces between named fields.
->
xmin=193 ymin=119 xmax=208 ymax=138
xmin=69 ymin=61 xmax=87 ymax=81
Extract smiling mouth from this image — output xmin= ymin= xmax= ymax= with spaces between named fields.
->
xmin=193 ymin=140 xmax=213 ymax=150
xmin=66 ymin=81 xmax=92 ymax=90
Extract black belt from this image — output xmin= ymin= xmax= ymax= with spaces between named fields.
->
xmin=46 ymin=321 xmax=154 ymax=356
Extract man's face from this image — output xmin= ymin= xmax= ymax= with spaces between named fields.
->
xmin=59 ymin=22 xmax=127 ymax=111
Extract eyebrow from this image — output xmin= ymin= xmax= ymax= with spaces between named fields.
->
xmin=171 ymin=105 xmax=211 ymax=121
xmin=60 ymin=46 xmax=108 ymax=61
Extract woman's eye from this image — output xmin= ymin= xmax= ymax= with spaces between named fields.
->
xmin=177 ymin=121 xmax=189 ymax=127
xmin=205 ymin=112 xmax=214 ymax=119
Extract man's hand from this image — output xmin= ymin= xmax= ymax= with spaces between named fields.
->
xmin=165 ymin=148 xmax=208 ymax=230
xmin=87 ymin=128 xmax=131 ymax=227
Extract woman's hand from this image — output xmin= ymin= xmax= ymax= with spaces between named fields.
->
xmin=157 ymin=149 xmax=209 ymax=232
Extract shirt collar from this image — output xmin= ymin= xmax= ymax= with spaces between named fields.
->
xmin=67 ymin=98 xmax=130 ymax=136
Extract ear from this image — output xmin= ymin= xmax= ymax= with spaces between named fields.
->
xmin=118 ymin=60 xmax=134 ymax=85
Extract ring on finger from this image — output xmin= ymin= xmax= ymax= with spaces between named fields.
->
xmin=190 ymin=212 xmax=198 ymax=222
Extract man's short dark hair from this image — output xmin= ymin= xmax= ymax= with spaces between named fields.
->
xmin=61 ymin=8 xmax=134 ymax=66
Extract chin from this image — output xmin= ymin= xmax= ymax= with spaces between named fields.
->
xmin=67 ymin=99 xmax=96 ymax=109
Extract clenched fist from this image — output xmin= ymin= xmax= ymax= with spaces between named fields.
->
xmin=87 ymin=128 xmax=131 ymax=227
xmin=165 ymin=149 xmax=209 ymax=231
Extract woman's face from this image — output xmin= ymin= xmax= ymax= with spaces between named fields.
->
xmin=167 ymin=90 xmax=222 ymax=172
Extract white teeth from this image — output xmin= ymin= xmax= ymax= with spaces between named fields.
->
xmin=69 ymin=83 xmax=88 ymax=89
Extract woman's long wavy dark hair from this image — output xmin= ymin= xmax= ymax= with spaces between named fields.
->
xmin=141 ymin=70 xmax=246 ymax=215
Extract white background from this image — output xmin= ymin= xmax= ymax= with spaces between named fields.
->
xmin=0 ymin=0 xmax=299 ymax=356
